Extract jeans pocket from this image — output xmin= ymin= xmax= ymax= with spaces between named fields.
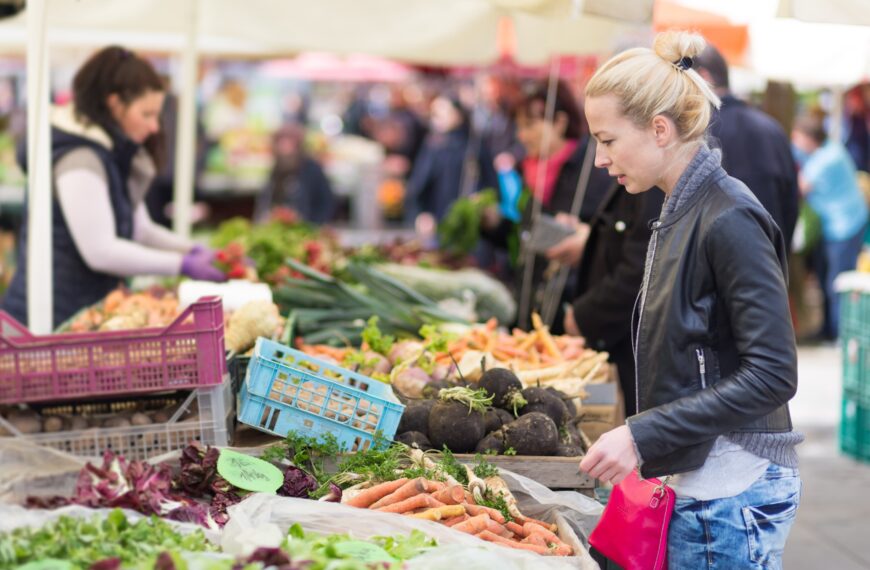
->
xmin=742 ymin=494 xmax=799 ymax=565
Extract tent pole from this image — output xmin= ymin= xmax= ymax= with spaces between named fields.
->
xmin=517 ymin=57 xmax=560 ymax=330
xmin=26 ymin=0 xmax=52 ymax=333
xmin=172 ymin=0 xmax=200 ymax=239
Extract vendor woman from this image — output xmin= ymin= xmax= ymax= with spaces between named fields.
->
xmin=3 ymin=46 xmax=224 ymax=328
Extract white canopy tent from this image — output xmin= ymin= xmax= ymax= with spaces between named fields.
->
xmin=7 ymin=0 xmax=650 ymax=332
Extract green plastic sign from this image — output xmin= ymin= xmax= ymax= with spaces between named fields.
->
xmin=216 ymin=449 xmax=284 ymax=493
xmin=333 ymin=540 xmax=398 ymax=563
xmin=16 ymin=560 xmax=75 ymax=570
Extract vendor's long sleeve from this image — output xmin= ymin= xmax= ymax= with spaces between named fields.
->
xmin=56 ymin=168 xmax=184 ymax=277
xmin=133 ymin=203 xmax=194 ymax=253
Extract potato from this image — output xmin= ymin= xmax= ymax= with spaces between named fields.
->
xmin=130 ymin=413 xmax=152 ymax=426
xmin=102 ymin=416 xmax=132 ymax=429
xmin=43 ymin=416 xmax=65 ymax=433
xmin=69 ymin=416 xmax=89 ymax=431
xmin=7 ymin=410 xmax=42 ymax=434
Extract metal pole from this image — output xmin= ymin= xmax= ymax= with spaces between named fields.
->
xmin=517 ymin=57 xmax=560 ymax=329
xmin=26 ymin=0 xmax=52 ymax=333
xmin=172 ymin=0 xmax=200 ymax=238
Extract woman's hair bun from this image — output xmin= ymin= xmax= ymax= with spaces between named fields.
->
xmin=653 ymin=31 xmax=707 ymax=67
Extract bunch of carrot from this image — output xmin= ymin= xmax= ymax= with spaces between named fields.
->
xmin=437 ymin=315 xmax=590 ymax=369
xmin=343 ymin=477 xmax=574 ymax=556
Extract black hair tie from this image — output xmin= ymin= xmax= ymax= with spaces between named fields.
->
xmin=674 ymin=56 xmax=693 ymax=71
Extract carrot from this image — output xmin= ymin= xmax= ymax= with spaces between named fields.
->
xmin=443 ymin=514 xmax=469 ymax=527
xmin=505 ymin=521 xmax=527 ymax=537
xmin=517 ymin=331 xmax=539 ymax=351
xmin=452 ymin=513 xmax=491 ymax=535
xmin=522 ymin=534 xmax=548 ymax=548
xmin=517 ymin=516 xmax=557 ymax=532
xmin=485 ymin=317 xmax=498 ymax=331
xmin=550 ymin=543 xmax=574 ymax=556
xmin=411 ymin=504 xmax=466 ymax=521
xmin=464 ymin=504 xmax=506 ymax=524
xmin=344 ymin=478 xmax=409 ymax=508
xmin=369 ymin=478 xmax=426 ymax=509
xmin=486 ymin=518 xmax=512 ymax=538
xmin=377 ymin=493 xmax=444 ymax=514
xmin=475 ymin=530 xmax=551 ymax=555
xmin=431 ymin=485 xmax=466 ymax=505
xmin=523 ymin=522 xmax=561 ymax=542
xmin=524 ymin=522 xmax=573 ymax=554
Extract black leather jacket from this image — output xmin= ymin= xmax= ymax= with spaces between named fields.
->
xmin=626 ymin=166 xmax=797 ymax=479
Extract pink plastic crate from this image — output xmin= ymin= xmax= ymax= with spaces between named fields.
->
xmin=0 ymin=296 xmax=227 ymax=404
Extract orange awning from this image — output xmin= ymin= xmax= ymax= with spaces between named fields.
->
xmin=653 ymin=0 xmax=749 ymax=65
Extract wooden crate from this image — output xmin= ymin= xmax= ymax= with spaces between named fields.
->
xmin=457 ymin=454 xmax=595 ymax=495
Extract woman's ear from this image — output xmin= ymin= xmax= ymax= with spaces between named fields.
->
xmin=106 ymin=93 xmax=122 ymax=117
xmin=652 ymin=115 xmax=674 ymax=147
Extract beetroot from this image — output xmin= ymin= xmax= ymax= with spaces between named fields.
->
xmin=428 ymin=400 xmax=486 ymax=453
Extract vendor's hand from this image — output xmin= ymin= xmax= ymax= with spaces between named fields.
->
xmin=189 ymin=244 xmax=216 ymax=260
xmin=579 ymin=425 xmax=639 ymax=485
xmin=563 ymin=305 xmax=581 ymax=337
xmin=181 ymin=248 xmax=227 ymax=282
xmin=415 ymin=212 xmax=437 ymax=238
xmin=494 ymin=151 xmax=516 ymax=173
xmin=546 ymin=222 xmax=590 ymax=266
xmin=553 ymin=212 xmax=581 ymax=231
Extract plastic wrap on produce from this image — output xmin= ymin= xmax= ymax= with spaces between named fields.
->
xmin=499 ymin=469 xmax=604 ymax=542
xmin=225 ymin=494 xmax=599 ymax=570
xmin=0 ymin=439 xmax=84 ymax=503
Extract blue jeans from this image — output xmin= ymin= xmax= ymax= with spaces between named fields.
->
xmin=815 ymin=226 xmax=866 ymax=339
xmin=667 ymin=464 xmax=801 ymax=569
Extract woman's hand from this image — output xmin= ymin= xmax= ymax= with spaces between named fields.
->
xmin=579 ymin=425 xmax=639 ymax=485
xmin=546 ymin=222 xmax=590 ymax=266
xmin=563 ymin=305 xmax=581 ymax=336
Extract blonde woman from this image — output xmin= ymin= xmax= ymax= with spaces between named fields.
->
xmin=578 ymin=32 xmax=802 ymax=569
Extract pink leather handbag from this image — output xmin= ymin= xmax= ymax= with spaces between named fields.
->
xmin=588 ymin=470 xmax=674 ymax=570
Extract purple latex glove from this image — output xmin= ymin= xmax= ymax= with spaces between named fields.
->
xmin=181 ymin=248 xmax=226 ymax=282
xmin=189 ymin=244 xmax=217 ymax=261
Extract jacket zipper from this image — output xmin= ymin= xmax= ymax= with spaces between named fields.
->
xmin=634 ymin=221 xmax=660 ymax=413
xmin=696 ymin=347 xmax=707 ymax=389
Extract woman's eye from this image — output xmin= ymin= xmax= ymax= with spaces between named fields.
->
xmin=601 ymin=140 xmax=613 ymax=146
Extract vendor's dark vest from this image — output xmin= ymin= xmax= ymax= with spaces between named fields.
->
xmin=2 ymin=127 xmax=136 ymax=328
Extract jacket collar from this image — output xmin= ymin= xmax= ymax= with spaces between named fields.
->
xmin=657 ymin=145 xmax=727 ymax=229
xmin=50 ymin=104 xmax=114 ymax=150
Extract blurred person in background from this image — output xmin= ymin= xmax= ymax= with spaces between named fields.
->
xmin=844 ymin=85 xmax=869 ymax=172
xmin=255 ymin=122 xmax=335 ymax=225
xmin=2 ymin=46 xmax=224 ymax=329
xmin=792 ymin=112 xmax=869 ymax=340
xmin=481 ymin=80 xmax=614 ymax=331
xmin=404 ymin=94 xmax=497 ymax=226
xmin=694 ymin=44 xmax=800 ymax=253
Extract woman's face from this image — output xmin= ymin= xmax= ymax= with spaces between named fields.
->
xmin=515 ymin=104 xmax=566 ymax=159
xmin=430 ymin=97 xmax=462 ymax=134
xmin=585 ymin=94 xmax=663 ymax=194
xmin=108 ymin=89 xmax=165 ymax=143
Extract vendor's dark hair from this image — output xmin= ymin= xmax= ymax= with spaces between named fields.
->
xmin=516 ymin=80 xmax=584 ymax=140
xmin=72 ymin=45 xmax=166 ymax=166
xmin=794 ymin=112 xmax=828 ymax=145
xmin=694 ymin=44 xmax=729 ymax=90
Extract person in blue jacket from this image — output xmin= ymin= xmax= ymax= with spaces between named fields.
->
xmin=792 ymin=112 xmax=869 ymax=340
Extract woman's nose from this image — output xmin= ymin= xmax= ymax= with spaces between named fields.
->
xmin=594 ymin=147 xmax=610 ymax=168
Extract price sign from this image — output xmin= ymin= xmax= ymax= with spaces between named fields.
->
xmin=216 ymin=449 xmax=284 ymax=493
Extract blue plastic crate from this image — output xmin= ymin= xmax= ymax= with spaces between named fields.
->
xmin=237 ymin=338 xmax=404 ymax=452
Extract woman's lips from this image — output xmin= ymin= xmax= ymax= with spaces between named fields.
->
xmin=617 ymin=175 xmax=626 ymax=184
